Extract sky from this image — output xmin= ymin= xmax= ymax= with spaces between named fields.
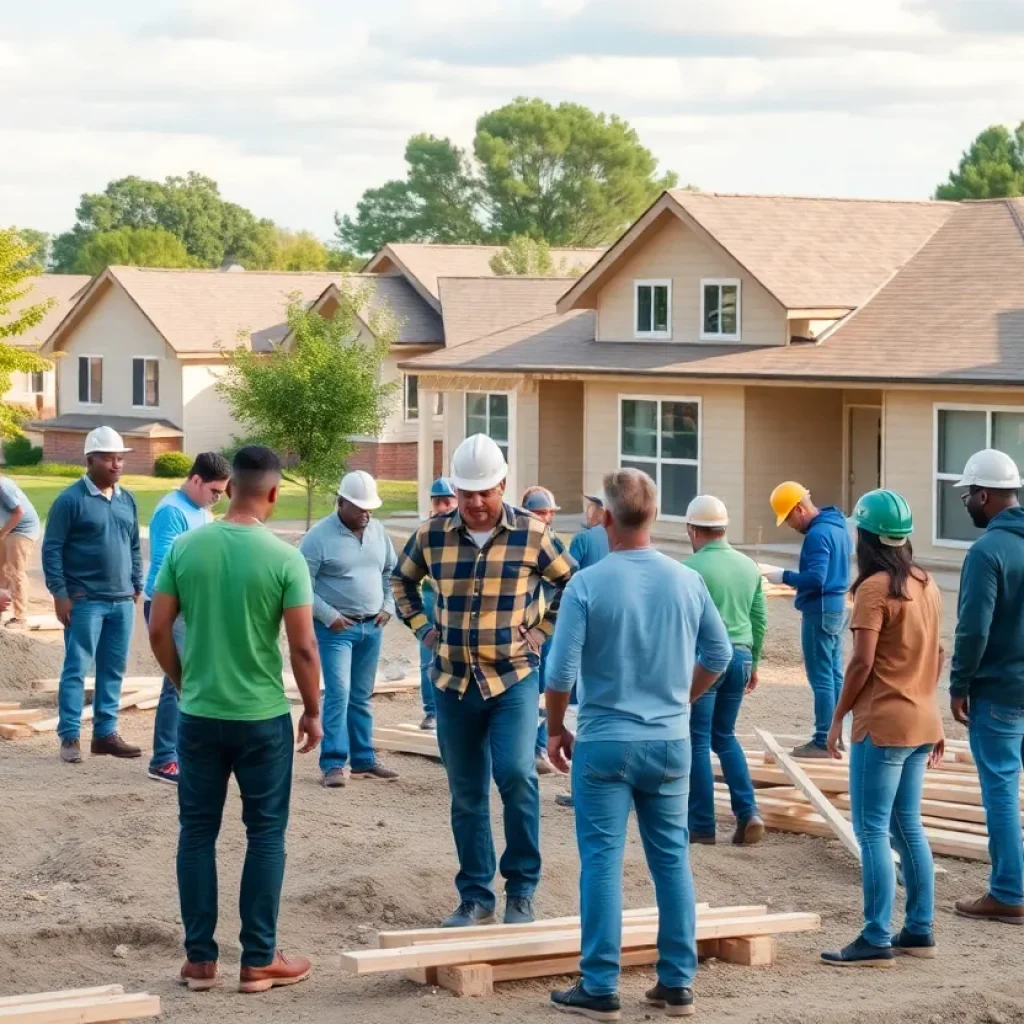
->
xmin=3 ymin=0 xmax=1024 ymax=241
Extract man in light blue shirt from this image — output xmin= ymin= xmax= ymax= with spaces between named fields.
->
xmin=142 ymin=452 xmax=230 ymax=785
xmin=544 ymin=468 xmax=732 ymax=1020
xmin=299 ymin=470 xmax=397 ymax=787
xmin=0 ymin=473 xmax=42 ymax=626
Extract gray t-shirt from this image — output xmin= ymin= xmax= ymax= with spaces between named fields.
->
xmin=0 ymin=477 xmax=41 ymax=541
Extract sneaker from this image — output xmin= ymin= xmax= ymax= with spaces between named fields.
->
xmin=504 ymin=896 xmax=535 ymax=925
xmin=555 ymin=792 xmax=575 ymax=809
xmin=821 ymin=936 xmax=894 ymax=968
xmin=420 ymin=714 xmax=437 ymax=731
xmin=645 ymin=982 xmax=695 ymax=1017
xmin=551 ymin=981 xmax=621 ymax=1021
xmin=442 ymin=901 xmax=497 ymax=928
xmin=690 ymin=833 xmax=716 ymax=846
xmin=238 ymin=950 xmax=312 ymax=993
xmin=322 ymin=768 xmax=347 ymax=788
xmin=791 ymin=741 xmax=830 ymax=759
xmin=91 ymin=733 xmax=142 ymax=758
xmin=955 ymin=893 xmax=1024 ymax=926
xmin=60 ymin=740 xmax=83 ymax=764
xmin=180 ymin=959 xmax=220 ymax=992
xmin=536 ymin=754 xmax=557 ymax=776
xmin=890 ymin=928 xmax=936 ymax=959
xmin=350 ymin=763 xmax=399 ymax=781
xmin=148 ymin=762 xmax=179 ymax=785
xmin=732 ymin=814 xmax=766 ymax=846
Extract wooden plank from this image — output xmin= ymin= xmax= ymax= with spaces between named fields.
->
xmin=31 ymin=677 xmax=163 ymax=694
xmin=0 ymin=724 xmax=33 ymax=740
xmin=831 ymin=792 xmax=988 ymax=827
xmin=372 ymin=738 xmax=441 ymax=758
xmin=31 ymin=690 xmax=149 ymax=734
xmin=134 ymin=698 xmax=161 ymax=711
xmin=712 ymin=936 xmax=775 ymax=967
xmin=0 ymin=989 xmax=124 ymax=1010
xmin=436 ymin=964 xmax=494 ymax=997
xmin=0 ymin=702 xmax=21 ymax=711
xmin=0 ymin=992 xmax=160 ymax=1023
xmin=0 ymin=709 xmax=45 ymax=725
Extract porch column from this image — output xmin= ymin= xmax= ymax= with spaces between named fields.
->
xmin=417 ymin=388 xmax=436 ymax=519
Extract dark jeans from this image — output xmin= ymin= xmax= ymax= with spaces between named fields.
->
xmin=435 ymin=673 xmax=541 ymax=908
xmin=177 ymin=712 xmax=294 ymax=967
xmin=801 ymin=609 xmax=846 ymax=748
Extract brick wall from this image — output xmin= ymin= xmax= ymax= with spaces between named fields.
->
xmin=42 ymin=430 xmax=183 ymax=475
xmin=347 ymin=440 xmax=443 ymax=480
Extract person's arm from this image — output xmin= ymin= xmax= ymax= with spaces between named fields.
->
xmin=391 ymin=526 xmax=430 ymax=639
xmin=147 ymin=506 xmax=188 ymax=590
xmin=129 ymin=495 xmax=143 ymax=597
xmin=149 ymin=591 xmax=183 ymax=690
xmin=782 ymin=531 xmax=830 ymax=593
xmin=282 ymin=551 xmax=322 ymax=753
xmin=690 ymin=583 xmax=733 ymax=702
xmin=0 ymin=503 xmax=23 ymax=540
xmin=377 ymin=529 xmax=398 ymax=622
xmin=750 ymin=580 xmax=768 ymax=667
xmin=41 ymin=493 xmax=74 ymax=624
xmin=827 ymin=584 xmax=883 ymax=754
xmin=929 ymin=645 xmax=947 ymax=768
xmin=532 ymin=527 xmax=577 ymax=638
xmin=544 ymin=578 xmax=587 ymax=773
xmin=298 ymin=528 xmax=342 ymax=628
xmin=949 ymin=548 xmax=998 ymax=723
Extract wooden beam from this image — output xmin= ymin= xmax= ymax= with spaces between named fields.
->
xmin=436 ymin=964 xmax=494 ymax=997
xmin=0 ymin=992 xmax=160 ymax=1023
xmin=0 ymin=709 xmax=46 ymax=725
xmin=710 ymin=936 xmax=775 ymax=967
xmin=0 ymin=988 xmax=124 ymax=1009
xmin=0 ymin=724 xmax=33 ymax=740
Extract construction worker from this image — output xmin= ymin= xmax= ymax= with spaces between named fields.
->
xmin=149 ymin=445 xmax=322 ymax=994
xmin=392 ymin=435 xmax=575 ymax=928
xmin=545 ymin=469 xmax=732 ymax=1019
xmin=419 ymin=477 xmax=459 ymax=731
xmin=41 ymin=426 xmax=142 ymax=764
xmin=299 ymin=470 xmax=398 ymax=788
xmin=820 ymin=490 xmax=944 ymax=967
xmin=765 ymin=481 xmax=851 ymax=758
xmin=0 ymin=470 xmax=41 ymax=628
xmin=142 ymin=452 xmax=231 ymax=785
xmin=949 ymin=448 xmax=1024 ymax=926
xmin=683 ymin=495 xmax=766 ymax=846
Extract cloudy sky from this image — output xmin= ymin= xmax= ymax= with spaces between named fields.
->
xmin=3 ymin=0 xmax=1024 ymax=241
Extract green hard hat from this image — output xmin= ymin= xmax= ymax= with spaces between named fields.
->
xmin=851 ymin=489 xmax=913 ymax=546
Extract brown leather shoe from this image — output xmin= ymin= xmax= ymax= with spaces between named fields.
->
xmin=239 ymin=950 xmax=312 ymax=993
xmin=955 ymin=893 xmax=1024 ymax=925
xmin=91 ymin=733 xmax=142 ymax=758
xmin=180 ymin=960 xmax=220 ymax=991
xmin=733 ymin=815 xmax=766 ymax=846
xmin=60 ymin=740 xmax=83 ymax=764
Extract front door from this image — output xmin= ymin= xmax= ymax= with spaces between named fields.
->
xmin=847 ymin=406 xmax=881 ymax=511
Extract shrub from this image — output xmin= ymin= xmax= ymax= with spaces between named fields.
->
xmin=2 ymin=436 xmax=43 ymax=467
xmin=154 ymin=451 xmax=193 ymax=478
xmin=10 ymin=462 xmax=83 ymax=477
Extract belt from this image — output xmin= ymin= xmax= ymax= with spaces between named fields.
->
xmin=344 ymin=614 xmax=378 ymax=623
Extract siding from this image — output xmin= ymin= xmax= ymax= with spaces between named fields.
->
xmin=3 ymin=369 xmax=56 ymax=418
xmin=383 ymin=347 xmax=443 ymax=445
xmin=181 ymin=362 xmax=237 ymax=456
xmin=596 ymin=215 xmax=787 ymax=347
xmin=538 ymin=381 xmax=584 ymax=512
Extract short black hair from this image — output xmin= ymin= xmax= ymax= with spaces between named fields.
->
xmin=231 ymin=446 xmax=282 ymax=497
xmin=189 ymin=452 xmax=231 ymax=483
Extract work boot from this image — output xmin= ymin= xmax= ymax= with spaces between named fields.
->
xmin=890 ymin=928 xmax=936 ymax=958
xmin=420 ymin=714 xmax=436 ymax=731
xmin=321 ymin=768 xmax=347 ymax=788
xmin=238 ymin=950 xmax=312 ymax=993
xmin=551 ymin=981 xmax=621 ymax=1021
xmin=179 ymin=960 xmax=220 ymax=991
xmin=91 ymin=733 xmax=142 ymax=758
xmin=732 ymin=814 xmax=766 ymax=846
xmin=555 ymin=792 xmax=574 ymax=809
xmin=350 ymin=763 xmax=399 ymax=781
xmin=536 ymin=754 xmax=557 ymax=776
xmin=791 ymin=741 xmax=830 ymax=759
xmin=60 ymin=740 xmax=82 ymax=764
xmin=442 ymin=901 xmax=496 ymax=928
xmin=504 ymin=896 xmax=535 ymax=925
xmin=645 ymin=982 xmax=695 ymax=1017
xmin=690 ymin=833 xmax=716 ymax=846
xmin=955 ymin=893 xmax=1024 ymax=926
xmin=820 ymin=936 xmax=894 ymax=967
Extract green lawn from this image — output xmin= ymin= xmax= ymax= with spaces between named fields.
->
xmin=9 ymin=473 xmax=417 ymax=527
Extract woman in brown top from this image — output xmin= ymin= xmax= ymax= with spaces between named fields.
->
xmin=821 ymin=489 xmax=945 ymax=968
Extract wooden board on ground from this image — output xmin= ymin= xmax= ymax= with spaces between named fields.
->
xmin=0 ymin=986 xmax=160 ymax=1023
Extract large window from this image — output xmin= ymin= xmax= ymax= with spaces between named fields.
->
xmin=634 ymin=280 xmax=671 ymax=339
xmin=404 ymin=374 xmax=443 ymax=422
xmin=620 ymin=397 xmax=700 ymax=519
xmin=935 ymin=406 xmax=1024 ymax=543
xmin=466 ymin=392 xmax=509 ymax=461
xmin=132 ymin=358 xmax=159 ymax=408
xmin=78 ymin=356 xmax=102 ymax=405
xmin=701 ymin=279 xmax=741 ymax=340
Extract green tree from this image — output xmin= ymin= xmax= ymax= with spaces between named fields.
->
xmin=9 ymin=228 xmax=51 ymax=271
xmin=267 ymin=229 xmax=330 ymax=271
xmin=0 ymin=230 xmax=53 ymax=438
xmin=489 ymin=234 xmax=585 ymax=277
xmin=934 ymin=122 xmax=1024 ymax=200
xmin=70 ymin=227 xmax=195 ymax=274
xmin=216 ymin=282 xmax=399 ymax=527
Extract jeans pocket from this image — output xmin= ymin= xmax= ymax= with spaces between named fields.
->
xmin=988 ymin=704 xmax=1024 ymax=726
xmin=821 ymin=611 xmax=847 ymax=636
xmin=581 ymin=741 xmax=629 ymax=782
xmin=663 ymin=740 xmax=691 ymax=783
xmin=879 ymin=745 xmax=912 ymax=766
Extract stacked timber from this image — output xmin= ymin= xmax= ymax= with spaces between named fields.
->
xmin=0 ymin=985 xmax=160 ymax=1023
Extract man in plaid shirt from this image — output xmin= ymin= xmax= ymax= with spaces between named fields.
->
xmin=392 ymin=435 xmax=575 ymax=927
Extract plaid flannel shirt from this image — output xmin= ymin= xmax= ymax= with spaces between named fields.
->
xmin=391 ymin=504 xmax=576 ymax=697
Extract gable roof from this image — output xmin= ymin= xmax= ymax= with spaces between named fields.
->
xmin=306 ymin=276 xmax=443 ymax=345
xmin=558 ymin=191 xmax=955 ymax=315
xmin=2 ymin=274 xmax=91 ymax=347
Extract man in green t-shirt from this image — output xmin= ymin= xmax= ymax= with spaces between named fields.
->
xmin=149 ymin=446 xmax=322 ymax=995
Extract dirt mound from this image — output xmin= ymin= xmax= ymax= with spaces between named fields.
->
xmin=0 ymin=630 xmax=64 ymax=693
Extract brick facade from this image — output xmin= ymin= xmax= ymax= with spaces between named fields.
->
xmin=42 ymin=430 xmax=183 ymax=475
xmin=347 ymin=440 xmax=443 ymax=481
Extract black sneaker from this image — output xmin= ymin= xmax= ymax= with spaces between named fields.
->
xmin=891 ymin=928 xmax=936 ymax=959
xmin=645 ymin=982 xmax=695 ymax=1017
xmin=821 ymin=936 xmax=894 ymax=968
xmin=550 ymin=981 xmax=621 ymax=1021
xmin=441 ymin=901 xmax=496 ymax=928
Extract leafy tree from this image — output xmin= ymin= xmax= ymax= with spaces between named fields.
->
xmin=934 ymin=123 xmax=1024 ymax=200
xmin=326 ymin=246 xmax=362 ymax=272
xmin=217 ymin=282 xmax=399 ymax=527
xmin=71 ymin=227 xmax=195 ymax=274
xmin=0 ymin=230 xmax=53 ymax=438
xmin=267 ymin=229 xmax=330 ymax=271
xmin=9 ymin=228 xmax=51 ymax=272
xmin=489 ymin=235 xmax=584 ymax=277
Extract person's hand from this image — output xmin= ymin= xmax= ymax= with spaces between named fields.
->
xmin=745 ymin=669 xmax=759 ymax=695
xmin=374 ymin=610 xmax=391 ymax=628
xmin=297 ymin=713 xmax=323 ymax=753
xmin=826 ymin=721 xmax=844 ymax=759
xmin=762 ymin=569 xmax=786 ymax=586
xmin=951 ymin=696 xmax=970 ymax=726
xmin=547 ymin=729 xmax=574 ymax=774
xmin=54 ymin=597 xmax=72 ymax=628
xmin=329 ymin=614 xmax=355 ymax=632
xmin=927 ymin=737 xmax=945 ymax=770
xmin=133 ymin=590 xmax=141 ymax=604
xmin=519 ymin=625 xmax=546 ymax=655
xmin=0 ymin=589 xmax=11 ymax=613
xmin=422 ymin=628 xmax=438 ymax=650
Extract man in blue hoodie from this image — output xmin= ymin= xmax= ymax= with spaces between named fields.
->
xmin=764 ymin=481 xmax=851 ymax=759
xmin=949 ymin=448 xmax=1024 ymax=926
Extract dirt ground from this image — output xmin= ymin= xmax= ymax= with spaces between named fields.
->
xmin=1 ymin=552 xmax=1021 ymax=1024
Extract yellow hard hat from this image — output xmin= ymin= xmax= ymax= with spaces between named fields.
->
xmin=770 ymin=481 xmax=809 ymax=527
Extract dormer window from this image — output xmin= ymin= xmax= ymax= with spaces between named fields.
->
xmin=634 ymin=280 xmax=671 ymax=339
xmin=701 ymin=279 xmax=741 ymax=340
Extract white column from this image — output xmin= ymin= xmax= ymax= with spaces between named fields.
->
xmin=417 ymin=389 xmax=436 ymax=519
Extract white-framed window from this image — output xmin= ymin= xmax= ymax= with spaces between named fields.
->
xmin=700 ymin=278 xmax=741 ymax=340
xmin=132 ymin=357 xmax=159 ymax=408
xmin=404 ymin=374 xmax=443 ymax=422
xmin=78 ymin=356 xmax=102 ymax=405
xmin=619 ymin=396 xmax=700 ymax=520
xmin=934 ymin=404 xmax=1024 ymax=546
xmin=634 ymin=280 xmax=671 ymax=339
xmin=466 ymin=392 xmax=510 ymax=462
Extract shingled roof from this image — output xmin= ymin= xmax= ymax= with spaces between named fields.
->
xmin=2 ymin=274 xmax=90 ymax=347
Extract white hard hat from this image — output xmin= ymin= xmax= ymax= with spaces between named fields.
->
xmin=685 ymin=494 xmax=729 ymax=528
xmin=450 ymin=434 xmax=508 ymax=492
xmin=338 ymin=470 xmax=382 ymax=510
xmin=84 ymin=426 xmax=132 ymax=455
xmin=955 ymin=448 xmax=1022 ymax=489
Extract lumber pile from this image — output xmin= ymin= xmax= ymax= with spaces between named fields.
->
xmin=373 ymin=723 xmax=441 ymax=758
xmin=341 ymin=904 xmax=820 ymax=997
xmin=0 ymin=985 xmax=160 ymax=1023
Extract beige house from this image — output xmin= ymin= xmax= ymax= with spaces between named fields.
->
xmin=402 ymin=191 xmax=1024 ymax=563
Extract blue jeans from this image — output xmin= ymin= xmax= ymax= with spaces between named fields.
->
xmin=177 ymin=711 xmax=293 ymax=967
xmin=573 ymin=739 xmax=697 ymax=996
xmin=315 ymin=619 xmax=383 ymax=774
xmin=969 ymin=699 xmax=1024 ymax=905
xmin=435 ymin=674 xmax=541 ymax=908
xmin=143 ymin=600 xmax=185 ymax=770
xmin=849 ymin=736 xmax=935 ymax=946
xmin=419 ymin=587 xmax=437 ymax=717
xmin=801 ymin=610 xmax=846 ymax=748
xmin=57 ymin=598 xmax=135 ymax=741
xmin=689 ymin=647 xmax=757 ymax=836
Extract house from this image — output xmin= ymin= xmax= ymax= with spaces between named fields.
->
xmin=401 ymin=190 xmax=1024 ymax=563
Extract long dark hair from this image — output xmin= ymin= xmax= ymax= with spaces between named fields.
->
xmin=852 ymin=529 xmax=929 ymax=600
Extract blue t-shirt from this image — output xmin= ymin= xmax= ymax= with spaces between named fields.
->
xmin=144 ymin=488 xmax=211 ymax=599
xmin=546 ymin=547 xmax=733 ymax=742
xmin=569 ymin=523 xmax=610 ymax=570
xmin=0 ymin=477 xmax=41 ymax=540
